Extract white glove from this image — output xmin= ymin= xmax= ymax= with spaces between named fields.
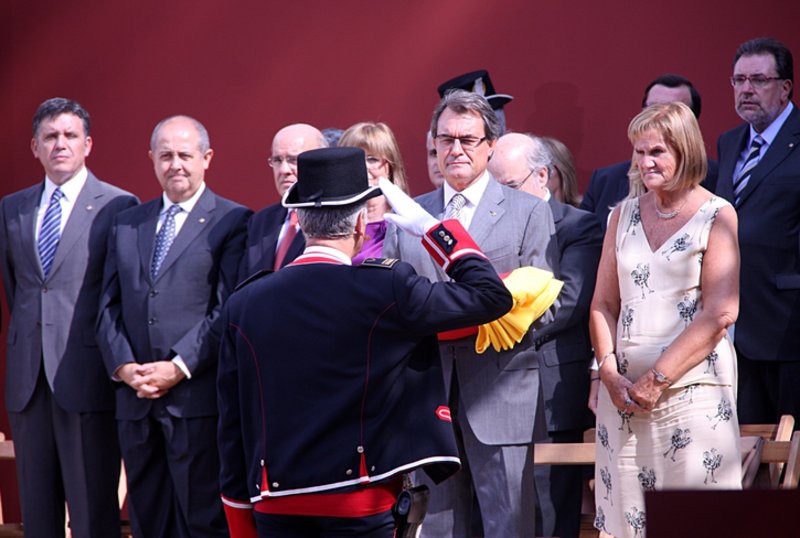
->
xmin=380 ymin=177 xmax=439 ymax=237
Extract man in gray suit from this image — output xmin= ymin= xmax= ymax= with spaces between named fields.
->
xmin=383 ymin=90 xmax=558 ymax=538
xmin=97 ymin=115 xmax=251 ymax=537
xmin=0 ymin=97 xmax=138 ymax=537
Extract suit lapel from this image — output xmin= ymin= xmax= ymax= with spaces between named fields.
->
xmin=259 ymin=206 xmax=287 ymax=269
xmin=153 ymin=188 xmax=215 ymax=282
xmin=417 ymin=189 xmax=448 ymax=278
xmin=137 ymin=200 xmax=161 ymax=282
xmin=717 ymin=126 xmax=749 ymax=203
xmin=548 ymin=196 xmax=565 ymax=226
xmin=468 ymin=178 xmax=505 ymax=247
xmin=17 ymin=184 xmax=45 ymax=278
xmin=737 ymin=107 xmax=800 ymax=207
xmin=47 ymin=174 xmax=103 ymax=279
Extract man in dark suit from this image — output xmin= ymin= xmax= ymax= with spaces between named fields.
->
xmin=715 ymin=37 xmax=800 ymax=426
xmin=384 ymin=90 xmax=558 ymax=538
xmin=490 ymin=133 xmax=603 ymax=538
xmin=97 ymin=115 xmax=251 ymax=537
xmin=581 ymin=74 xmax=718 ymax=228
xmin=218 ymin=147 xmax=512 ymax=538
xmin=0 ymin=97 xmax=137 ymax=537
xmin=239 ymin=123 xmax=326 ymax=280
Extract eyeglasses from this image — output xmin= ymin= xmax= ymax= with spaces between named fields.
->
xmin=503 ymin=169 xmax=535 ymax=190
xmin=730 ymin=75 xmax=783 ymax=89
xmin=365 ymin=156 xmax=386 ymax=169
xmin=434 ymin=135 xmax=488 ymax=150
xmin=267 ymin=155 xmax=298 ymax=168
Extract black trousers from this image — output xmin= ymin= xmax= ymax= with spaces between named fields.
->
xmin=254 ymin=509 xmax=395 ymax=537
xmin=737 ymin=348 xmax=800 ymax=427
xmin=9 ymin=369 xmax=121 ymax=538
xmin=118 ymin=401 xmax=227 ymax=538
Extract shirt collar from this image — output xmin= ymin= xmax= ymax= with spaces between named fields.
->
xmin=160 ymin=182 xmax=206 ymax=215
xmin=44 ymin=166 xmax=88 ymax=203
xmin=299 ymin=245 xmax=352 ymax=265
xmin=750 ymin=101 xmax=794 ymax=146
xmin=442 ymin=170 xmax=491 ymax=209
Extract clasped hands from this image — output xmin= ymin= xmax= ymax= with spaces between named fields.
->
xmin=117 ymin=361 xmax=186 ymax=399
xmin=603 ymin=369 xmax=667 ymax=414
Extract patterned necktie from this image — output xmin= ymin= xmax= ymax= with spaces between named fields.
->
xmin=445 ymin=193 xmax=467 ymax=223
xmin=733 ymin=135 xmax=765 ymax=203
xmin=274 ymin=210 xmax=299 ymax=270
xmin=151 ymin=204 xmax=182 ymax=278
xmin=38 ymin=187 xmax=64 ymax=277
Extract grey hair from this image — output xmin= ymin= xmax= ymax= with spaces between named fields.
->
xmin=524 ymin=135 xmax=555 ymax=173
xmin=150 ymin=115 xmax=211 ymax=152
xmin=296 ymin=203 xmax=366 ymax=239
xmin=430 ymin=89 xmax=501 ymax=141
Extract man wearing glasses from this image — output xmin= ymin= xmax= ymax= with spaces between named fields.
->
xmin=239 ymin=124 xmax=327 ymax=280
xmin=716 ymin=37 xmax=800 ymax=428
xmin=384 ymin=89 xmax=558 ymax=538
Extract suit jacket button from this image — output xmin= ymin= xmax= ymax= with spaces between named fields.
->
xmin=42 ymin=286 xmax=48 ymax=293
xmin=149 ymin=289 xmax=158 ymax=297
xmin=148 ymin=318 xmax=157 ymax=325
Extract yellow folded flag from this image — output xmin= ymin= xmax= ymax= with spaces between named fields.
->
xmin=476 ymin=266 xmax=563 ymax=354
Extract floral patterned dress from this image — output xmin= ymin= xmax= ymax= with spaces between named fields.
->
xmin=594 ymin=196 xmax=741 ymax=538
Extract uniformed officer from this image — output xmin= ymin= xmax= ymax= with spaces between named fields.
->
xmin=217 ymin=147 xmax=512 ymax=538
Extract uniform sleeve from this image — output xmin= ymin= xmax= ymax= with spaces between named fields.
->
xmin=217 ymin=300 xmax=257 ymax=538
xmin=392 ymin=219 xmax=512 ymax=333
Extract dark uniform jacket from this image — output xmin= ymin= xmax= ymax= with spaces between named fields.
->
xmin=217 ymin=221 xmax=512 ymax=508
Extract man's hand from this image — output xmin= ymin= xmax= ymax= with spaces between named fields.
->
xmin=115 ymin=361 xmax=186 ymax=399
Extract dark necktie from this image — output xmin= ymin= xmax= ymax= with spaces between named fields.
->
xmin=274 ymin=210 xmax=298 ymax=270
xmin=733 ymin=135 xmax=765 ymax=203
xmin=151 ymin=204 xmax=182 ymax=278
xmin=38 ymin=187 xmax=64 ymax=277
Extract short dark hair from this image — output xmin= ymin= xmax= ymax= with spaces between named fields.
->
xmin=734 ymin=37 xmax=794 ymax=100
xmin=641 ymin=74 xmax=702 ymax=119
xmin=32 ymin=97 xmax=91 ymax=138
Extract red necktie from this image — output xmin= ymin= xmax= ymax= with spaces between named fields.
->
xmin=274 ymin=210 xmax=298 ymax=270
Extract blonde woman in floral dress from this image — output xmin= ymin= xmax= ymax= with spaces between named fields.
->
xmin=590 ymin=102 xmax=742 ymax=537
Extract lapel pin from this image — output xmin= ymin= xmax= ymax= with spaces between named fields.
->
xmin=790 ymin=142 xmax=795 ymax=148
xmin=489 ymin=210 xmax=497 ymax=216
xmin=199 ymin=217 xmax=206 ymax=224
xmin=86 ymin=205 xmax=93 ymax=211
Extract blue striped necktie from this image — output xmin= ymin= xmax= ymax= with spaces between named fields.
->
xmin=151 ymin=204 xmax=182 ymax=278
xmin=38 ymin=187 xmax=64 ymax=277
xmin=733 ymin=135 xmax=765 ymax=203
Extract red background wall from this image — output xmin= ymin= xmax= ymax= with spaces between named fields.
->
xmin=2 ymin=0 xmax=799 ymax=522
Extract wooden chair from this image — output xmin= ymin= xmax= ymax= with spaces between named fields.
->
xmin=533 ymin=415 xmax=800 ymax=537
